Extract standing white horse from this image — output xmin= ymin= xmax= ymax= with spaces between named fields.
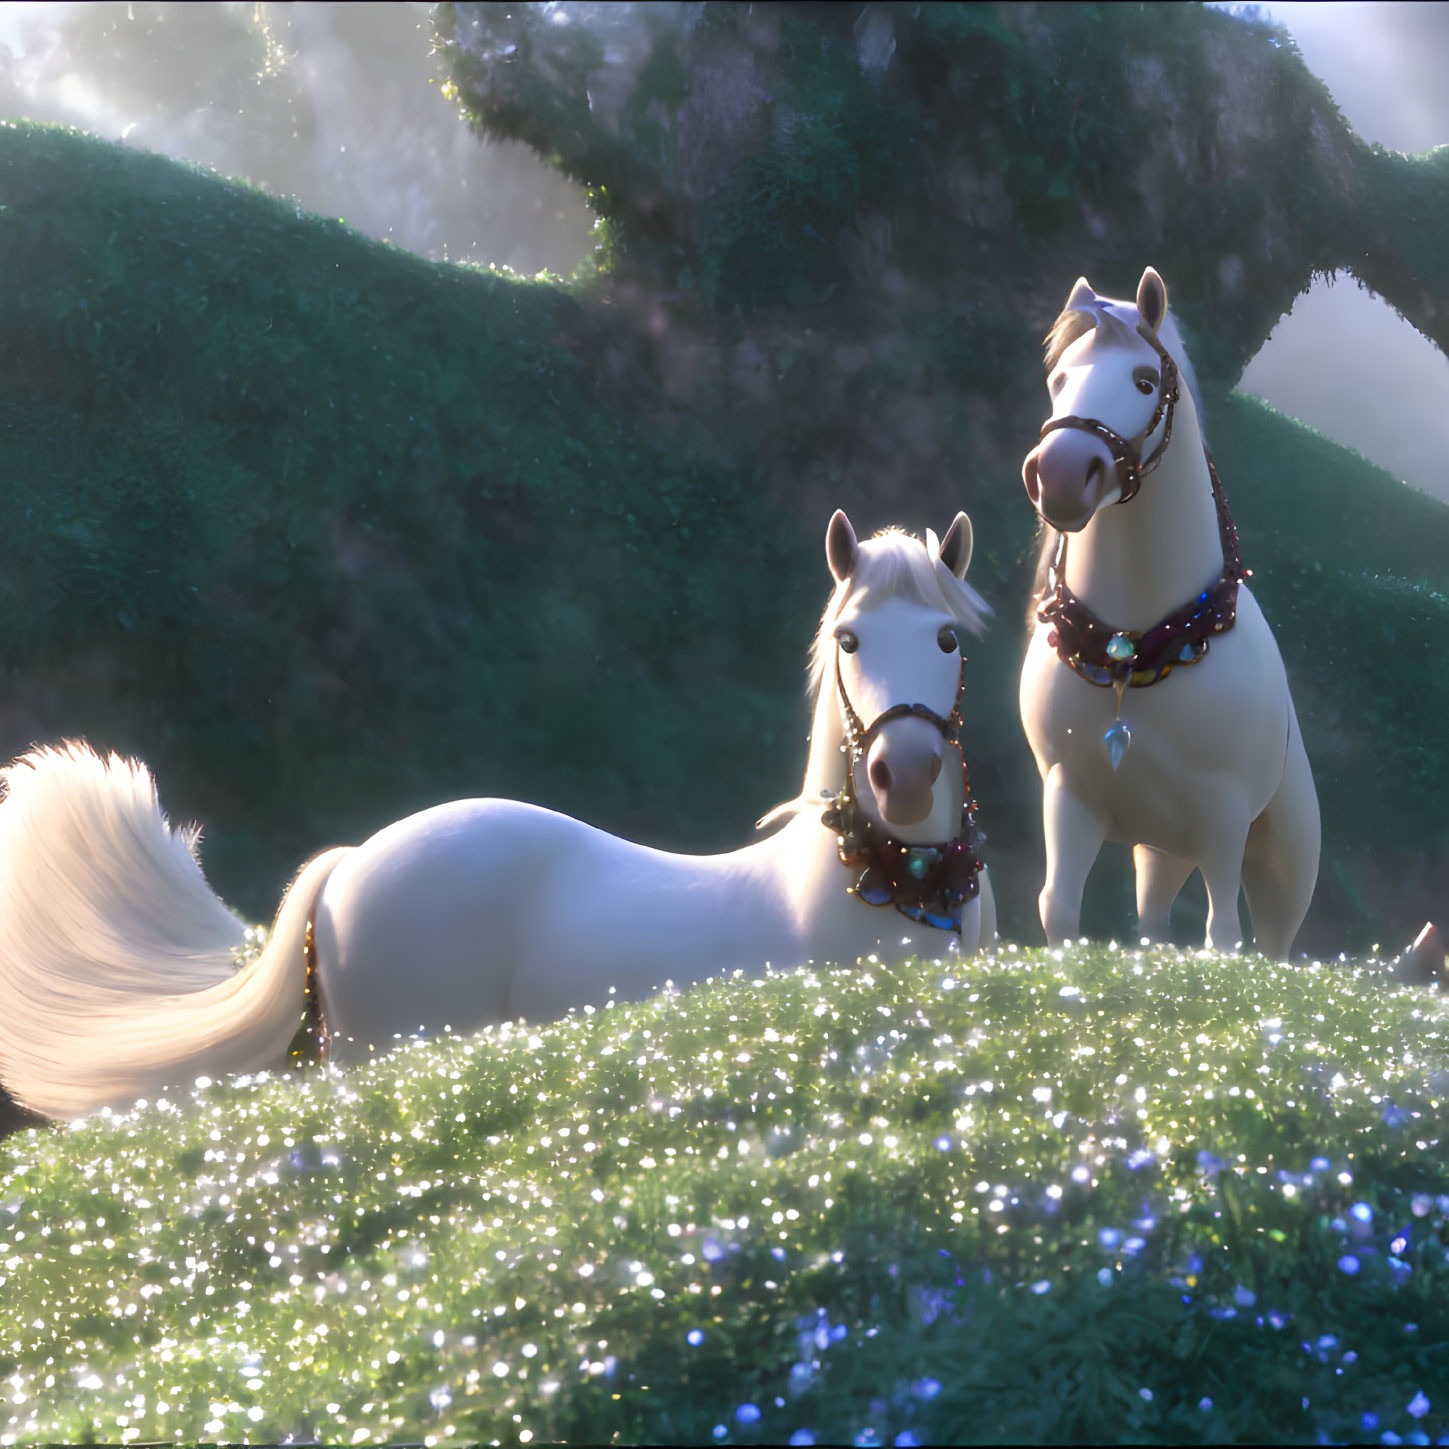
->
xmin=0 ymin=511 xmax=995 ymax=1120
xmin=1018 ymin=266 xmax=1319 ymax=957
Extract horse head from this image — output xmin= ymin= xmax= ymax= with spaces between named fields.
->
xmin=1023 ymin=266 xmax=1181 ymax=532
xmin=823 ymin=510 xmax=984 ymax=834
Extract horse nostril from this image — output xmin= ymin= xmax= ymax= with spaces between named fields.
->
xmin=869 ymin=758 xmax=892 ymax=792
xmin=1084 ymin=455 xmax=1104 ymax=494
xmin=929 ymin=754 xmax=942 ymax=784
xmin=1023 ymin=454 xmax=1041 ymax=505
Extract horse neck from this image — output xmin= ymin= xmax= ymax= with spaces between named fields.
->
xmin=800 ymin=663 xmax=849 ymax=806
xmin=1062 ymin=401 xmax=1224 ymax=631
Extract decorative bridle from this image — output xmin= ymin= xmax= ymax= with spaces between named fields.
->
xmin=1034 ymin=322 xmax=1249 ymax=697
xmin=1037 ymin=322 xmax=1181 ymax=506
xmin=821 ymin=645 xmax=985 ymax=934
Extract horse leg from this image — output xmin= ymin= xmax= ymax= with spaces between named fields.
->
xmin=974 ymin=865 xmax=997 ymax=953
xmin=1192 ymin=788 xmax=1254 ymax=952
xmin=1039 ymin=765 xmax=1108 ymax=945
xmin=1242 ymin=709 xmax=1321 ymax=960
xmin=1132 ymin=845 xmax=1194 ymax=943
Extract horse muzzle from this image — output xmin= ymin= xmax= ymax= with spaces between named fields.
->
xmin=1022 ymin=427 xmax=1119 ymax=532
xmin=864 ymin=717 xmax=944 ymax=828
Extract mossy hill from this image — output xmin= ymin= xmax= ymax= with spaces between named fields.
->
xmin=2 ymin=0 xmax=1448 ymax=958
xmin=1 ymin=945 xmax=1447 ymax=1445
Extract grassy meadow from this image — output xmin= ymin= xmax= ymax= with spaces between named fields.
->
xmin=1 ymin=943 xmax=1447 ymax=1446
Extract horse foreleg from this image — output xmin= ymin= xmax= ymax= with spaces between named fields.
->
xmin=1195 ymin=792 xmax=1253 ymax=952
xmin=1039 ymin=766 xmax=1108 ymax=945
xmin=1132 ymin=845 xmax=1194 ymax=943
xmin=974 ymin=866 xmax=997 ymax=953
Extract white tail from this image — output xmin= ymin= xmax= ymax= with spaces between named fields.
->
xmin=0 ymin=742 xmax=348 ymax=1119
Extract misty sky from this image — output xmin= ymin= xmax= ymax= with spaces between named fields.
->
xmin=0 ymin=1 xmax=1445 ymax=500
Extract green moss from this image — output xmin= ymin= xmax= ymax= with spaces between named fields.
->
xmin=0 ymin=121 xmax=818 ymax=920
xmin=9 ymin=0 xmax=1449 ymax=956
xmin=2 ymin=944 xmax=1446 ymax=1444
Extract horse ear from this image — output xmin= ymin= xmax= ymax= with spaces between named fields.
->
xmin=1065 ymin=275 xmax=1097 ymax=313
xmin=1137 ymin=266 xmax=1167 ymax=331
xmin=825 ymin=509 xmax=858 ymax=583
xmin=936 ymin=512 xmax=973 ymax=579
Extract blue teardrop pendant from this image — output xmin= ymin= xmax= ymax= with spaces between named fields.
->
xmin=1103 ymin=718 xmax=1131 ymax=771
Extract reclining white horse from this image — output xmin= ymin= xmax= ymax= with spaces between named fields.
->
xmin=1019 ymin=266 xmax=1319 ymax=958
xmin=0 ymin=510 xmax=996 ymax=1119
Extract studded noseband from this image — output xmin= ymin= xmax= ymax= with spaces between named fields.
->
xmin=823 ymin=647 xmax=985 ymax=933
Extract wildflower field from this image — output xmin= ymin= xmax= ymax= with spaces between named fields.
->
xmin=2 ymin=943 xmax=1447 ymax=1446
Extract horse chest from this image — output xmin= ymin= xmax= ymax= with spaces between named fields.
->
xmin=1022 ymin=611 xmax=1289 ymax=827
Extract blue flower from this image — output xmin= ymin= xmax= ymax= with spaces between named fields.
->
xmin=1338 ymin=1254 xmax=1361 ymax=1275
xmin=1350 ymin=1202 xmax=1374 ymax=1224
xmin=788 ymin=1434 xmax=815 ymax=1447
xmin=737 ymin=1403 xmax=762 ymax=1425
xmin=1098 ymin=1227 xmax=1123 ymax=1250
xmin=687 ymin=1329 xmax=705 ymax=1347
xmin=1408 ymin=1392 xmax=1431 ymax=1419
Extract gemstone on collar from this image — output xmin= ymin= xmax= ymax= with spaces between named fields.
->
xmin=1105 ymin=632 xmax=1136 ymax=662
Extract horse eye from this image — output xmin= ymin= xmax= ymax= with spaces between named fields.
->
xmin=1050 ymin=373 xmax=1066 ymax=395
xmin=836 ymin=630 xmax=859 ymax=654
xmin=938 ymin=626 xmax=958 ymax=654
xmin=1133 ymin=367 xmax=1158 ymax=395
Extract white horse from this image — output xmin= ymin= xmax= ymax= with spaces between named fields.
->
xmin=0 ymin=511 xmax=996 ymax=1120
xmin=1018 ymin=266 xmax=1319 ymax=958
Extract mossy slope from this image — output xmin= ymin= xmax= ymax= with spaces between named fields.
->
xmin=1 ymin=945 xmax=1446 ymax=1445
xmin=0 ymin=121 xmax=818 ymax=921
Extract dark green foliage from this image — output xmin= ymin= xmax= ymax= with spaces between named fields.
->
xmin=1208 ymin=395 xmax=1449 ymax=949
xmin=6 ymin=0 xmax=1449 ymax=955
xmin=431 ymin=0 xmax=1449 ymax=951
xmin=2 ymin=944 xmax=1447 ymax=1444
xmin=0 ymin=121 xmax=819 ymax=919
xmin=438 ymin=1 xmax=1449 ymax=377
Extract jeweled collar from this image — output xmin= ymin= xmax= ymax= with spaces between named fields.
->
xmin=823 ymin=786 xmax=985 ymax=933
xmin=823 ymin=652 xmax=985 ymax=933
xmin=1037 ymin=449 xmax=1249 ymax=689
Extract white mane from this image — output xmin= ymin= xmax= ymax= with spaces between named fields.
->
xmin=1044 ymin=293 xmax=1205 ymax=426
